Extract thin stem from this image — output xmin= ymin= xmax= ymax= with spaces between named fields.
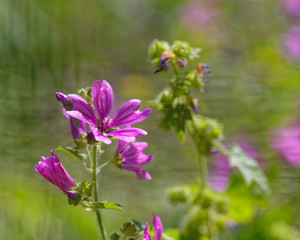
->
xmin=86 ymin=145 xmax=107 ymax=240
xmin=97 ymin=159 xmax=112 ymax=171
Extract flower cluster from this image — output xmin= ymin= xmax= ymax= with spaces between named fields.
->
xmin=57 ymin=80 xmax=151 ymax=145
xmin=36 ymin=80 xmax=154 ymax=199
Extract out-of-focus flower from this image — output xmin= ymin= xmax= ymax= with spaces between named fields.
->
xmin=35 ymin=150 xmax=76 ymax=198
xmin=154 ymin=52 xmax=175 ymax=74
xmin=177 ymin=58 xmax=187 ymax=68
xmin=197 ymin=63 xmax=211 ymax=83
xmin=283 ymin=0 xmax=300 ymax=18
xmin=209 ymin=138 xmax=259 ymax=192
xmin=115 ymin=140 xmax=153 ymax=180
xmin=180 ymin=2 xmax=219 ymax=31
xmin=270 ymin=123 xmax=300 ymax=166
xmin=143 ymin=214 xmax=163 ymax=240
xmin=57 ymin=80 xmax=151 ymax=144
xmin=282 ymin=27 xmax=300 ymax=62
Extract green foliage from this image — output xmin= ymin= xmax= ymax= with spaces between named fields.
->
xmin=187 ymin=115 xmax=224 ymax=153
xmin=167 ymin=185 xmax=192 ymax=205
xmin=110 ymin=232 xmax=120 ymax=240
xmin=171 ymin=40 xmax=201 ymax=60
xmin=148 ymin=39 xmax=171 ymax=59
xmin=56 ymin=146 xmax=91 ymax=172
xmin=229 ymin=145 xmax=270 ymax=193
xmin=76 ymin=181 xmax=94 ymax=197
xmin=120 ymin=221 xmax=139 ymax=237
xmin=163 ymin=229 xmax=180 ymax=240
xmin=82 ymin=201 xmax=124 ymax=212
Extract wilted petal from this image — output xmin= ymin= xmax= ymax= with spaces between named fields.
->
xmin=121 ymin=164 xmax=152 ymax=180
xmin=90 ymin=125 xmax=112 ymax=144
xmin=66 ymin=94 xmax=97 ymax=126
xmin=108 ymin=128 xmax=147 ymax=142
xmin=111 ymin=100 xmax=151 ymax=127
xmin=92 ymin=80 xmax=114 ymax=122
xmin=153 ymin=214 xmax=163 ymax=240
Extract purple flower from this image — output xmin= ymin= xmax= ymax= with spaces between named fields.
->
xmin=209 ymin=137 xmax=259 ymax=192
xmin=270 ymin=123 xmax=300 ymax=166
xmin=35 ymin=150 xmax=76 ymax=196
xmin=282 ymin=27 xmax=300 ymax=62
xmin=116 ymin=140 xmax=153 ymax=180
xmin=143 ymin=214 xmax=163 ymax=240
xmin=283 ymin=0 xmax=300 ymax=18
xmin=57 ymin=80 xmax=151 ymax=145
xmin=180 ymin=2 xmax=219 ymax=31
xmin=62 ymin=108 xmax=87 ymax=140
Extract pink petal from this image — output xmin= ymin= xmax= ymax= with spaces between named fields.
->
xmin=90 ymin=125 xmax=112 ymax=144
xmin=111 ymin=100 xmax=151 ymax=127
xmin=108 ymin=128 xmax=147 ymax=142
xmin=67 ymin=94 xmax=97 ymax=126
xmin=92 ymin=80 xmax=114 ymax=122
xmin=153 ymin=214 xmax=163 ymax=240
xmin=121 ymin=164 xmax=152 ymax=180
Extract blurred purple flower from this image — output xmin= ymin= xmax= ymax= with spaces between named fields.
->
xmin=117 ymin=140 xmax=153 ymax=180
xmin=35 ymin=150 xmax=76 ymax=197
xmin=180 ymin=2 xmax=219 ymax=30
xmin=282 ymin=27 xmax=300 ymax=62
xmin=283 ymin=0 xmax=300 ymax=18
xmin=143 ymin=214 xmax=163 ymax=240
xmin=57 ymin=80 xmax=151 ymax=144
xmin=209 ymin=138 xmax=259 ymax=192
xmin=270 ymin=124 xmax=300 ymax=166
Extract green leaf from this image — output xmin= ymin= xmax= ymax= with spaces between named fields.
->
xmin=56 ymin=146 xmax=87 ymax=162
xmin=131 ymin=220 xmax=144 ymax=232
xmin=84 ymin=201 xmax=124 ymax=211
xmin=229 ymin=145 xmax=270 ymax=194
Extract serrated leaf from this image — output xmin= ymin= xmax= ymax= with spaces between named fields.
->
xmin=229 ymin=145 xmax=270 ymax=194
xmin=90 ymin=201 xmax=124 ymax=211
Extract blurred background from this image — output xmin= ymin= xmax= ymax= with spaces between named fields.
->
xmin=1 ymin=0 xmax=300 ymax=239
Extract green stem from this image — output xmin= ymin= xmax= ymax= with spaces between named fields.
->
xmin=196 ymin=146 xmax=208 ymax=200
xmin=88 ymin=145 xmax=107 ymax=240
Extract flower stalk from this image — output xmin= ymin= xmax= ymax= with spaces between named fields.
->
xmin=90 ymin=144 xmax=107 ymax=240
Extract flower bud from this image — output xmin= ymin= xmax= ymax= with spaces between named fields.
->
xmin=167 ymin=186 xmax=191 ymax=205
xmin=148 ymin=39 xmax=171 ymax=59
xmin=120 ymin=221 xmax=138 ymax=237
